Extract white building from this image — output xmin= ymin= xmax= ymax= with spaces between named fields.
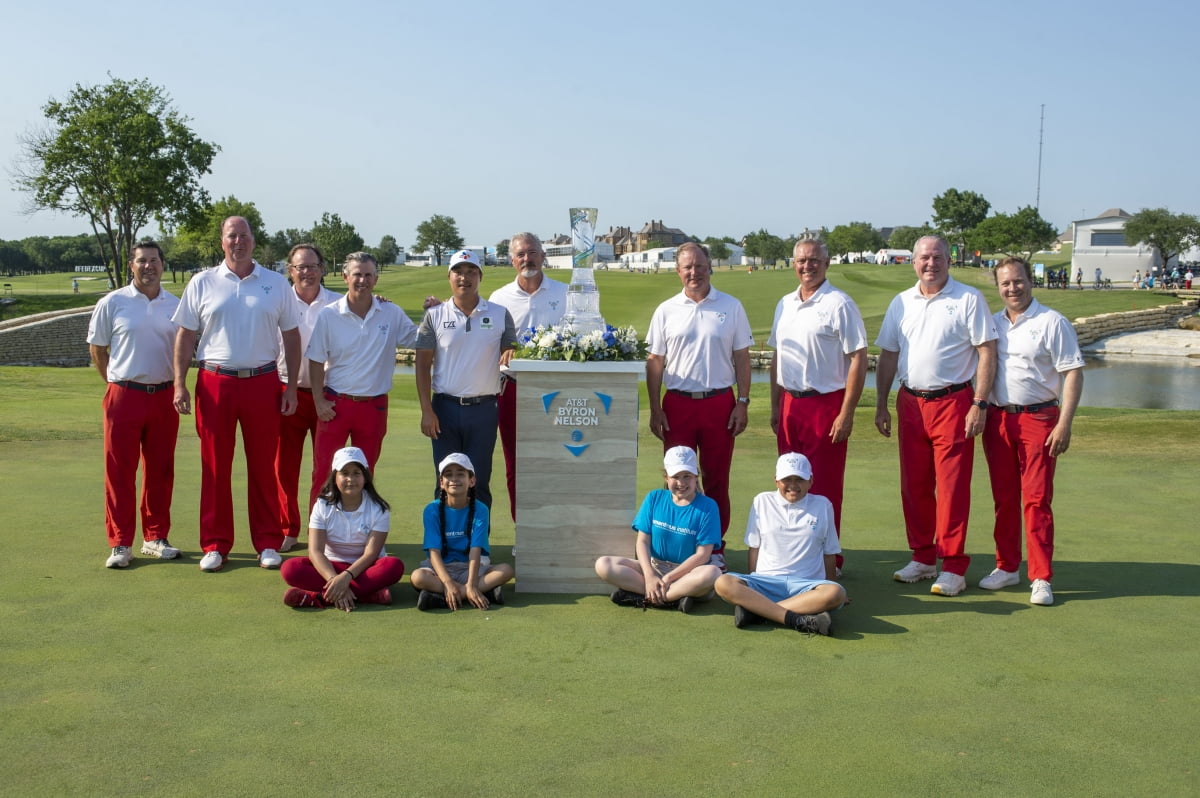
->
xmin=1071 ymin=208 xmax=1160 ymax=279
xmin=544 ymin=241 xmax=616 ymax=270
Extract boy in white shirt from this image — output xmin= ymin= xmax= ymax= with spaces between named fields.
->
xmin=714 ymin=453 xmax=847 ymax=636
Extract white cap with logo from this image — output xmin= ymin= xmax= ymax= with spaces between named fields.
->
xmin=775 ymin=452 xmax=813 ymax=480
xmin=663 ymin=446 xmax=699 ymax=476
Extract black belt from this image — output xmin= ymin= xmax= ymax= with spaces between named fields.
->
xmin=667 ymin=387 xmax=732 ymax=400
xmin=991 ymin=400 xmax=1059 ymax=414
xmin=785 ymin=388 xmax=821 ymax=398
xmin=114 ymin=380 xmax=171 ymax=394
xmin=325 ymin=387 xmax=386 ymax=402
xmin=902 ymin=382 xmax=971 ymax=400
xmin=434 ymin=392 xmax=497 ymax=406
xmin=199 ymin=361 xmax=277 ymax=378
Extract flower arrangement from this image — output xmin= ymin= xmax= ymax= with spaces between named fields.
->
xmin=514 ymin=323 xmax=647 ymax=363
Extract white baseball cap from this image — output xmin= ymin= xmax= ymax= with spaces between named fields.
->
xmin=663 ymin=446 xmax=699 ymax=476
xmin=775 ymin=452 xmax=813 ymax=480
xmin=438 ymin=452 xmax=476 ymax=474
xmin=448 ymin=250 xmax=481 ymax=272
xmin=332 ymin=446 xmax=370 ymax=473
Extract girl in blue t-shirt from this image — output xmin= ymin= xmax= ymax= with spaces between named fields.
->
xmin=411 ymin=453 xmax=515 ymax=611
xmin=594 ymin=446 xmax=723 ymax=612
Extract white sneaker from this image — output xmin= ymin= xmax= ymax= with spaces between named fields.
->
xmin=1030 ymin=579 xmax=1054 ymax=606
xmin=258 ymin=548 xmax=282 ymax=569
xmin=198 ymin=551 xmax=224 ymax=572
xmin=105 ymin=546 xmax=133 ymax=568
xmin=893 ymin=561 xmax=937 ymax=583
xmin=979 ymin=568 xmax=1020 ymax=590
xmin=279 ymin=536 xmax=299 ymax=553
xmin=931 ymin=571 xmax=966 ymax=596
xmin=140 ymin=539 xmax=180 ymax=560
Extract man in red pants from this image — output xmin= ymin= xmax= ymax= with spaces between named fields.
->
xmin=307 ymin=251 xmax=418 ymax=497
xmin=88 ymin=240 xmax=181 ymax=568
xmin=275 ymin=244 xmax=341 ymax=553
xmin=768 ymin=239 xmax=867 ymax=576
xmin=646 ymin=242 xmax=754 ymax=568
xmin=488 ymin=233 xmax=567 ymax=520
xmin=874 ymin=235 xmax=997 ymax=597
xmin=173 ymin=216 xmax=301 ymax=572
xmin=981 ymin=257 xmax=1084 ymax=606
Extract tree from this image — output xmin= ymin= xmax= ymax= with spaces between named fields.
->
xmin=742 ymin=228 xmax=789 ymax=265
xmin=12 ymin=76 xmax=219 ymax=287
xmin=373 ymin=234 xmax=400 ymax=267
xmin=932 ymin=188 xmax=990 ymax=264
xmin=888 ymin=224 xmax=934 ymax=252
xmin=1123 ymin=208 xmax=1200 ymax=270
xmin=825 ymin=222 xmax=885 ymax=260
xmin=413 ymin=214 xmax=464 ymax=266
xmin=970 ymin=206 xmax=1058 ymax=261
xmin=174 ymin=196 xmax=266 ymax=267
xmin=309 ymin=212 xmax=365 ymax=269
xmin=703 ymin=236 xmax=731 ymax=265
xmin=496 ymin=239 xmax=510 ymax=260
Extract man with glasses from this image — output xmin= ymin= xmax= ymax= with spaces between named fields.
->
xmin=275 ymin=244 xmax=341 ymax=552
xmin=88 ymin=241 xmax=181 ymax=569
xmin=874 ymin=235 xmax=997 ymax=597
xmin=646 ymin=241 xmax=754 ymax=567
xmin=307 ymin=252 xmax=418 ymax=494
xmin=488 ymin=232 xmax=567 ymax=520
xmin=173 ymin=216 xmax=301 ymax=572
xmin=768 ymin=238 xmax=867 ymax=576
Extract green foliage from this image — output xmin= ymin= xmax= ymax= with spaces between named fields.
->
xmin=825 ymin=221 xmax=886 ymax=258
xmin=310 ymin=211 xmax=365 ymax=269
xmin=13 ymin=76 xmax=219 ymax=287
xmin=413 ymin=213 xmax=464 ymax=266
xmin=371 ymin=234 xmax=401 ymax=266
xmin=742 ymin=228 xmax=790 ymax=264
xmin=932 ymin=187 xmax=990 ymax=260
xmin=496 ymin=238 xmax=510 ymax=259
xmin=1123 ymin=207 xmax=1200 ymax=267
xmin=703 ymin=237 xmax=731 ymax=263
xmin=971 ymin=205 xmax=1058 ymax=259
xmin=173 ymin=195 xmax=266 ymax=268
xmin=888 ymin=224 xmax=934 ymax=251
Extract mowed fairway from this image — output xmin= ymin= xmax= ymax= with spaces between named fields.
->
xmin=1 ymin=358 xmax=1196 ymax=796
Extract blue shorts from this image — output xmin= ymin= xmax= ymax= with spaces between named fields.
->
xmin=726 ymin=572 xmax=838 ymax=604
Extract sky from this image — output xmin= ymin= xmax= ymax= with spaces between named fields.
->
xmin=2 ymin=0 xmax=1197 ymax=250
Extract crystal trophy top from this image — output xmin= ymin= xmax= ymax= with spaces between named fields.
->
xmin=560 ymin=207 xmax=606 ymax=334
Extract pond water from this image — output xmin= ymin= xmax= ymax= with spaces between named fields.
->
xmin=396 ymin=357 xmax=1200 ymax=411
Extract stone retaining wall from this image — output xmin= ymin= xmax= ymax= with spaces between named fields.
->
xmin=1070 ymin=299 xmax=1197 ymax=346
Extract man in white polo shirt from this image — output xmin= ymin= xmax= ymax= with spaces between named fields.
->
xmin=646 ymin=241 xmax=754 ymax=563
xmin=275 ymin=243 xmax=341 ymax=553
xmin=307 ymin=251 xmax=418 ymax=496
xmin=87 ymin=240 xmax=182 ymax=569
xmin=874 ymin=234 xmax=997 ymax=597
xmin=172 ymin=216 xmax=301 ymax=572
xmin=415 ymin=249 xmax=517 ymax=510
xmin=768 ymin=238 xmax=867 ymax=575
xmin=488 ymin=232 xmax=567 ymax=520
xmin=981 ymin=257 xmax=1084 ymax=606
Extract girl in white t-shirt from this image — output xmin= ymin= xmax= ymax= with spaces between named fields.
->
xmin=280 ymin=446 xmax=405 ymax=611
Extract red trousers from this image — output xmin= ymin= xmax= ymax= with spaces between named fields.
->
xmin=896 ymin=388 xmax=974 ymax=575
xmin=777 ymin=389 xmax=848 ymax=569
xmin=276 ymin=387 xmax=320 ymax=537
xmin=662 ymin=390 xmax=737 ymax=545
xmin=498 ymin=377 xmax=517 ymax=521
xmin=311 ymin=392 xmax=388 ymax=501
xmin=102 ymin=383 xmax=179 ymax=547
xmin=983 ymin=406 xmax=1059 ymax=582
xmin=194 ymin=369 xmax=283 ymax=556
xmin=280 ymin=555 xmax=406 ymax=597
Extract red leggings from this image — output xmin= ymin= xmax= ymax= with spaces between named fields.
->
xmin=280 ymin=556 xmax=406 ymax=597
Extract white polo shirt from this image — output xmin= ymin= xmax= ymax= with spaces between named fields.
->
xmin=990 ymin=299 xmax=1085 ymax=406
xmin=646 ymin=287 xmax=754 ymax=392
xmin=489 ymin=275 xmax=568 ymax=330
xmin=307 ymin=296 xmax=419 ymax=397
xmin=172 ymin=262 xmax=299 ymax=368
xmin=875 ymin=276 xmax=997 ymax=391
xmin=415 ymin=297 xmax=516 ymax=397
xmin=767 ymin=280 xmax=868 ymax=394
xmin=744 ymin=490 xmax=840 ymax=581
xmin=87 ymin=285 xmax=180 ymax=384
xmin=279 ymin=285 xmax=341 ymax=389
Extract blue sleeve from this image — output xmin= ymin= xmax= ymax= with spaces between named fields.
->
xmin=469 ymin=501 xmax=492 ymax=554
xmin=632 ymin=490 xmax=659 ymax=534
xmin=694 ymin=495 xmax=722 ymax=549
xmin=422 ymin=500 xmax=443 ymax=552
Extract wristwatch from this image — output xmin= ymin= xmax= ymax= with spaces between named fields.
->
xmin=972 ymin=398 xmax=988 ymax=410
xmin=737 ymin=396 xmax=750 ymax=405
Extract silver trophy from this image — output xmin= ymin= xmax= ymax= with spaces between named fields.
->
xmin=560 ymin=207 xmax=606 ymax=334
